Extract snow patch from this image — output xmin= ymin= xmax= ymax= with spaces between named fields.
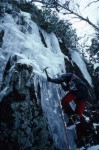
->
xmin=87 ymin=145 xmax=99 ymax=150
xmin=94 ymin=63 xmax=99 ymax=70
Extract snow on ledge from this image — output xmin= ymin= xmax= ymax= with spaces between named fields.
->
xmin=94 ymin=63 xmax=99 ymax=70
xmin=87 ymin=145 xmax=99 ymax=150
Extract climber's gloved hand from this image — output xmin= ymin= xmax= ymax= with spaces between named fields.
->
xmin=47 ymin=76 xmax=51 ymax=82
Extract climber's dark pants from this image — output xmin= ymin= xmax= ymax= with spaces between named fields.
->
xmin=61 ymin=92 xmax=86 ymax=118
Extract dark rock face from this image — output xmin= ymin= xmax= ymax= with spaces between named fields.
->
xmin=0 ymin=29 xmax=4 ymax=47
xmin=0 ymin=55 xmax=56 ymax=150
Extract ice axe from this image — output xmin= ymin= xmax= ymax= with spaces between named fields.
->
xmin=43 ymin=67 xmax=49 ymax=78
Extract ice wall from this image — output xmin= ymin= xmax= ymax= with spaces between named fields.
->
xmin=0 ymin=11 xmax=76 ymax=150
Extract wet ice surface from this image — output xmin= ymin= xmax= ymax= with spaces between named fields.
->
xmin=33 ymin=75 xmax=76 ymax=150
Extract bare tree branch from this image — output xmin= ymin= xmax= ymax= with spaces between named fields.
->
xmin=58 ymin=3 xmax=99 ymax=32
xmin=85 ymin=0 xmax=99 ymax=8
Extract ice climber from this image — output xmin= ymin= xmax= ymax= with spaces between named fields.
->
xmin=46 ymin=71 xmax=89 ymax=129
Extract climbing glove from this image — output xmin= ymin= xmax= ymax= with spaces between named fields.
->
xmin=47 ymin=76 xmax=51 ymax=82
